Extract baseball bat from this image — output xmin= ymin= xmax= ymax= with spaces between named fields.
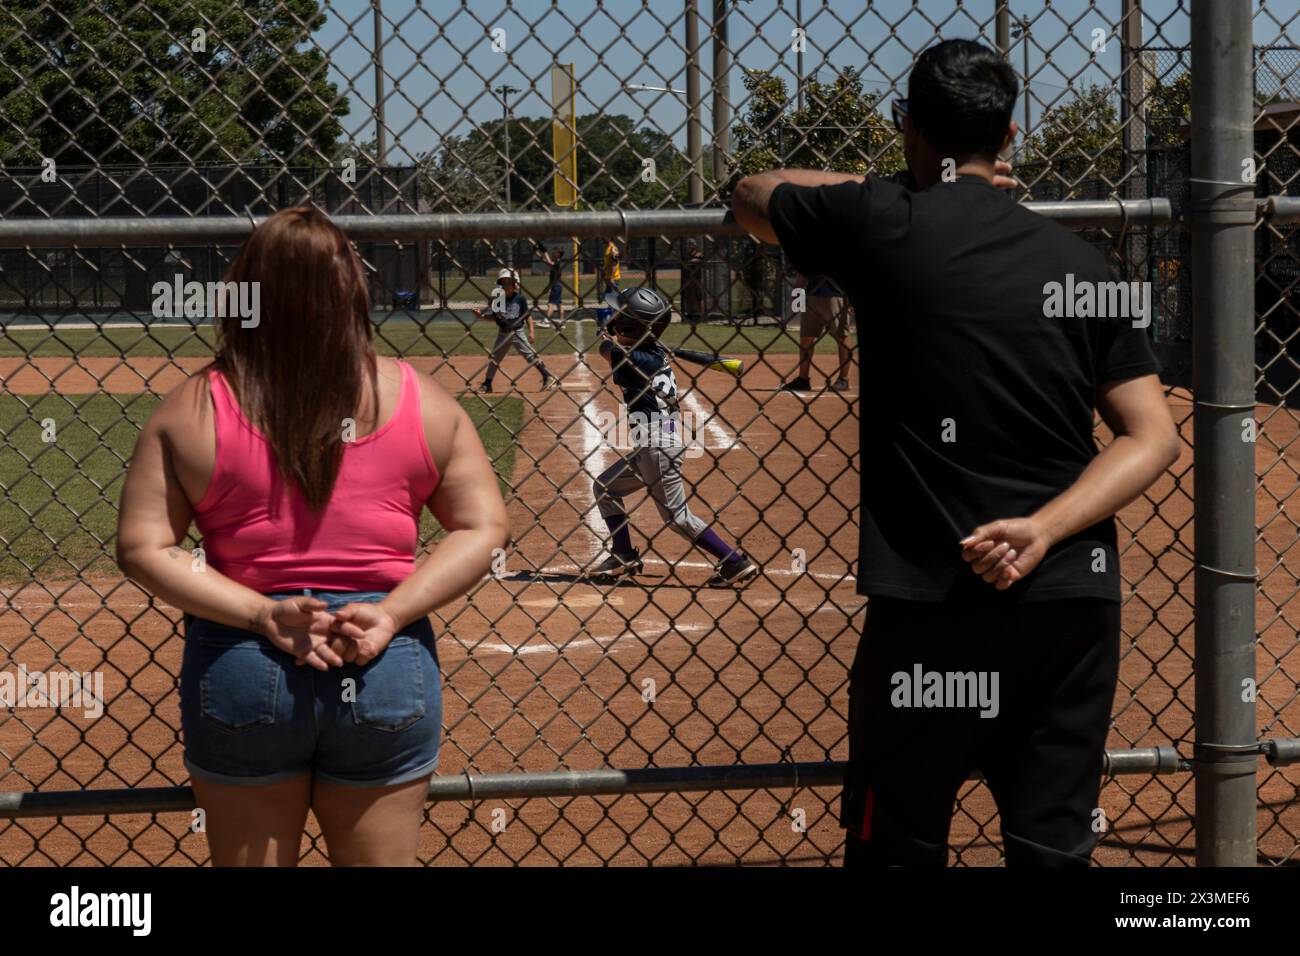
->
xmin=670 ymin=348 xmax=744 ymax=377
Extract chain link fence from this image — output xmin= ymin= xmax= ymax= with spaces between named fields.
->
xmin=0 ymin=0 xmax=1297 ymax=867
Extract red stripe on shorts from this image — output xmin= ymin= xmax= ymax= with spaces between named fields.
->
xmin=860 ymin=786 xmax=874 ymax=841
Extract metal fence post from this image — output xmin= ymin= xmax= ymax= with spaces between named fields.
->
xmin=1190 ymin=0 xmax=1258 ymax=867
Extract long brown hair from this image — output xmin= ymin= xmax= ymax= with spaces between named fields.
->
xmin=210 ymin=207 xmax=376 ymax=512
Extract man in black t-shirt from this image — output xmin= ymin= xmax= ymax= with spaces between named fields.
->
xmin=733 ymin=39 xmax=1180 ymax=866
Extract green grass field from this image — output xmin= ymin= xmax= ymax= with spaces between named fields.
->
xmin=0 ymin=393 xmax=524 ymax=584
xmin=0 ymin=318 xmax=851 ymax=358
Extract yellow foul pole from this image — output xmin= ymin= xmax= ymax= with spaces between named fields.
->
xmin=550 ymin=63 xmax=579 ymax=304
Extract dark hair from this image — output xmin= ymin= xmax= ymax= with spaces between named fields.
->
xmin=211 ymin=206 xmax=375 ymax=513
xmin=907 ymin=39 xmax=1018 ymax=157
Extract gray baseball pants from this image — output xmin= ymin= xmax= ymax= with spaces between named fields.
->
xmin=486 ymin=327 xmax=549 ymax=383
xmin=594 ymin=444 xmax=709 ymax=543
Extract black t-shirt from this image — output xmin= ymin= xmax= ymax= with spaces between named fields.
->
xmin=769 ymin=174 xmax=1160 ymax=604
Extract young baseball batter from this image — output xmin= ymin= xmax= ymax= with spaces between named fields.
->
xmin=586 ymin=286 xmax=758 ymax=587
xmin=472 ymin=267 xmax=557 ymax=392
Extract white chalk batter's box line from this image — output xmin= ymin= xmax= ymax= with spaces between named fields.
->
xmin=440 ymin=605 xmax=855 ymax=658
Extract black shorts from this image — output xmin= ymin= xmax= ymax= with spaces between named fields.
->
xmin=841 ymin=595 xmax=1120 ymax=867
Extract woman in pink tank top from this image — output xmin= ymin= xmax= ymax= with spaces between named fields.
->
xmin=116 ymin=207 xmax=509 ymax=866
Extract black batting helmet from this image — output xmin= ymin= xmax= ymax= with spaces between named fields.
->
xmin=608 ymin=286 xmax=672 ymax=342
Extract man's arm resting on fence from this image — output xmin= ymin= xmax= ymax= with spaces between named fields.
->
xmin=731 ymin=169 xmax=866 ymax=245
xmin=731 ymin=163 xmax=1019 ymax=247
xmin=961 ymin=373 xmax=1182 ymax=589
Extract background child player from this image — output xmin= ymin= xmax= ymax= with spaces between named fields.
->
xmin=602 ymin=237 xmax=621 ymax=296
xmin=472 ymin=267 xmax=557 ymax=393
xmin=586 ymin=287 xmax=758 ymax=587
xmin=537 ymin=243 xmax=566 ymax=329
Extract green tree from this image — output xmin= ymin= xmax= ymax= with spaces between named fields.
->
xmin=1022 ymin=84 xmax=1122 ymax=195
xmin=422 ymin=113 xmax=689 ymax=212
xmin=1021 ymin=76 xmax=1195 ymax=198
xmin=1146 ymin=72 xmax=1191 ymax=146
xmin=732 ymin=67 xmax=903 ymax=184
xmin=570 ymin=113 xmax=689 ymax=208
xmin=420 ymin=134 xmax=504 ymax=213
xmin=0 ymin=0 xmax=348 ymax=166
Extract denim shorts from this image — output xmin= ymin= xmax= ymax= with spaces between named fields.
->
xmin=179 ymin=589 xmax=441 ymax=788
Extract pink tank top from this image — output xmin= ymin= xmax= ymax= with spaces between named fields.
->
xmin=193 ymin=360 xmax=440 ymax=592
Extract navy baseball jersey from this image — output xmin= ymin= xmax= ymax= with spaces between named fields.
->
xmin=487 ymin=291 xmax=531 ymax=331
xmin=609 ymin=341 xmax=682 ymax=434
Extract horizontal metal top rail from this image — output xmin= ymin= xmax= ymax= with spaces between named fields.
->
xmin=0 ymin=199 xmax=1176 ymax=248
xmin=0 ymin=746 xmax=1202 ymax=819
xmin=1263 ymin=195 xmax=1300 ymax=224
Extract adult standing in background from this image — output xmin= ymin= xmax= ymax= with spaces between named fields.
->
xmin=681 ymin=238 xmax=705 ymax=326
xmin=780 ymin=272 xmax=853 ymax=393
xmin=602 ymin=236 xmax=622 ymax=296
xmin=537 ymin=243 xmax=566 ymax=329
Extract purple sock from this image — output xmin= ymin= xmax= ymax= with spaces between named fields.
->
xmin=696 ymin=527 xmax=740 ymax=563
xmin=603 ymin=515 xmax=635 ymax=556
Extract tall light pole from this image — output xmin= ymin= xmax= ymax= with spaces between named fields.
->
xmin=685 ymin=0 xmax=704 ymax=205
xmin=496 ymin=84 xmax=520 ymax=211
xmin=373 ymin=0 xmax=386 ymax=165
xmin=711 ymin=0 xmax=730 ymax=193
xmin=496 ymin=83 xmax=519 ymax=265
xmin=1120 ymin=0 xmax=1147 ymax=334
xmin=1010 ymin=15 xmax=1032 ymax=156
xmin=796 ymin=0 xmax=804 ymax=113
xmin=995 ymin=1 xmax=1011 ymax=165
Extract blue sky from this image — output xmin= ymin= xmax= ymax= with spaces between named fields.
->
xmin=309 ymin=1 xmax=1289 ymax=164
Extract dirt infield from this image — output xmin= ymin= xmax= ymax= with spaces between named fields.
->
xmin=2 ymin=345 xmax=1298 ymax=866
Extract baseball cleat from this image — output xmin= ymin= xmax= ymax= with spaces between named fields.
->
xmin=779 ymin=377 xmax=812 ymax=393
xmin=583 ymin=551 xmax=643 ymax=579
xmin=831 ymin=378 xmax=851 ymax=391
xmin=707 ymin=554 xmax=760 ymax=587
xmin=478 ymin=381 xmax=494 ymax=394
xmin=542 ymin=375 xmax=560 ymax=390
